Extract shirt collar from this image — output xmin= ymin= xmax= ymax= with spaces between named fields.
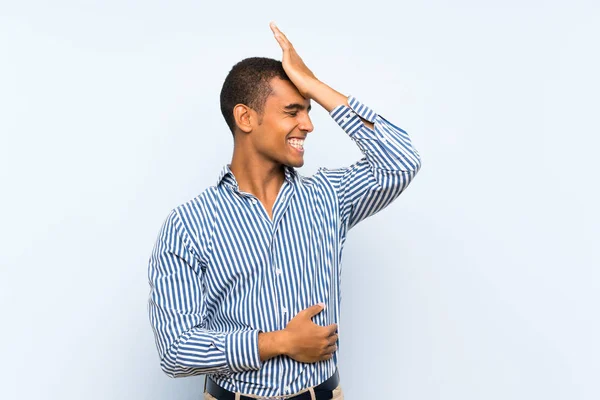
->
xmin=216 ymin=164 xmax=297 ymax=189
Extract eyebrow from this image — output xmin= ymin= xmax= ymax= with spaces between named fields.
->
xmin=284 ymin=103 xmax=312 ymax=112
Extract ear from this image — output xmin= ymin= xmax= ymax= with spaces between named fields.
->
xmin=233 ymin=104 xmax=254 ymax=134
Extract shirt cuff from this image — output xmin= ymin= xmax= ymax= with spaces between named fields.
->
xmin=329 ymin=95 xmax=378 ymax=137
xmin=225 ymin=330 xmax=263 ymax=373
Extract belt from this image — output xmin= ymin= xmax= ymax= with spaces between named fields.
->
xmin=205 ymin=369 xmax=339 ymax=400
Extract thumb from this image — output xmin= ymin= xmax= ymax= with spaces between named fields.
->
xmin=304 ymin=302 xmax=326 ymax=318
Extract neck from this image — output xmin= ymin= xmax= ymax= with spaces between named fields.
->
xmin=229 ymin=146 xmax=286 ymax=200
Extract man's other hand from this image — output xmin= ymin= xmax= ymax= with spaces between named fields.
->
xmin=281 ymin=303 xmax=339 ymax=363
xmin=258 ymin=303 xmax=338 ymax=363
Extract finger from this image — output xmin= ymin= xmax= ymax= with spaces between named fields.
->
xmin=304 ymin=303 xmax=325 ymax=318
xmin=328 ymin=334 xmax=339 ymax=346
xmin=269 ymin=22 xmax=293 ymax=49
xmin=271 ymin=30 xmax=287 ymax=50
xmin=324 ymin=343 xmax=338 ymax=353
xmin=269 ymin=21 xmax=286 ymax=40
xmin=326 ymin=323 xmax=338 ymax=335
xmin=269 ymin=21 xmax=279 ymax=35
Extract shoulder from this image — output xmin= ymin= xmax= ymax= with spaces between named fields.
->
xmin=294 ymin=167 xmax=341 ymax=191
xmin=164 ymin=185 xmax=222 ymax=259
xmin=172 ymin=185 xmax=221 ymax=228
xmin=289 ymin=168 xmax=341 ymax=204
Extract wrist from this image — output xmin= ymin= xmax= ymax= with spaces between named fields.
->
xmin=277 ymin=329 xmax=291 ymax=357
xmin=303 ymin=78 xmax=324 ymax=99
xmin=305 ymin=80 xmax=348 ymax=113
xmin=258 ymin=330 xmax=290 ymax=361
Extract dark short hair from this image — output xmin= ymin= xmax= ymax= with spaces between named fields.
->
xmin=220 ymin=57 xmax=290 ymax=135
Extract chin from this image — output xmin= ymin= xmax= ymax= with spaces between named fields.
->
xmin=288 ymin=158 xmax=304 ymax=168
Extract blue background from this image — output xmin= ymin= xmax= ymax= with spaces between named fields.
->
xmin=1 ymin=1 xmax=598 ymax=399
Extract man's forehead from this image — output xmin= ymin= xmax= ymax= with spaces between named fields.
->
xmin=268 ymin=78 xmax=310 ymax=108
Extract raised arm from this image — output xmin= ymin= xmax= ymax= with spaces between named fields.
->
xmin=269 ymin=22 xmax=373 ymax=129
xmin=324 ymin=98 xmax=421 ymax=229
xmin=270 ymin=22 xmax=422 ymax=230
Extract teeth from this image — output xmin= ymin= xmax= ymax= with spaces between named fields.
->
xmin=288 ymin=138 xmax=304 ymax=150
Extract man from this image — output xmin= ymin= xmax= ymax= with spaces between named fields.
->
xmin=147 ymin=22 xmax=422 ymax=400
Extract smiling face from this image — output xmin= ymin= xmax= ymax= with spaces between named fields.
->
xmin=249 ymin=77 xmax=314 ymax=168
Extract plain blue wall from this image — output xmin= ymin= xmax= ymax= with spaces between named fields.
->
xmin=1 ymin=1 xmax=599 ymax=399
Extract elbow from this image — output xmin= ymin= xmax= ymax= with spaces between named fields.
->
xmin=158 ymin=349 xmax=190 ymax=378
xmin=406 ymin=152 xmax=423 ymax=173
xmin=159 ymin=358 xmax=203 ymax=379
xmin=385 ymin=152 xmax=422 ymax=173
xmin=159 ymin=348 xmax=228 ymax=378
xmin=401 ymin=153 xmax=422 ymax=174
xmin=413 ymin=157 xmax=423 ymax=173
xmin=159 ymin=355 xmax=180 ymax=378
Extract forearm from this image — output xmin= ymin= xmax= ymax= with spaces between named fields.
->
xmin=155 ymin=325 xmax=264 ymax=378
xmin=159 ymin=330 xmax=229 ymax=377
xmin=307 ymin=80 xmax=375 ymax=131
xmin=328 ymin=96 xmax=421 ymax=173
xmin=319 ymin=96 xmax=423 ymax=229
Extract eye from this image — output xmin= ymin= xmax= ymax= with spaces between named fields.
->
xmin=286 ymin=111 xmax=298 ymax=117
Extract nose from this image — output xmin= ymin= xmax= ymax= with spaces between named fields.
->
xmin=299 ymin=113 xmax=314 ymax=133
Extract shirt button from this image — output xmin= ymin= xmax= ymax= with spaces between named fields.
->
xmin=282 ymin=307 xmax=287 ymax=314
xmin=284 ymin=386 xmax=290 ymax=393
xmin=276 ymin=268 xmax=282 ymax=275
xmin=250 ymin=199 xmax=257 ymax=205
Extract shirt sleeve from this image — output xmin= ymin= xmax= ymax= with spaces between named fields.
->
xmin=320 ymin=96 xmax=422 ymax=231
xmin=147 ymin=209 xmax=263 ymax=378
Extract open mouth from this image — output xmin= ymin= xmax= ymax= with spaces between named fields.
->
xmin=288 ymin=138 xmax=305 ymax=153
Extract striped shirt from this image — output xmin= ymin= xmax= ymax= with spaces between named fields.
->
xmin=147 ymin=96 xmax=422 ymax=397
